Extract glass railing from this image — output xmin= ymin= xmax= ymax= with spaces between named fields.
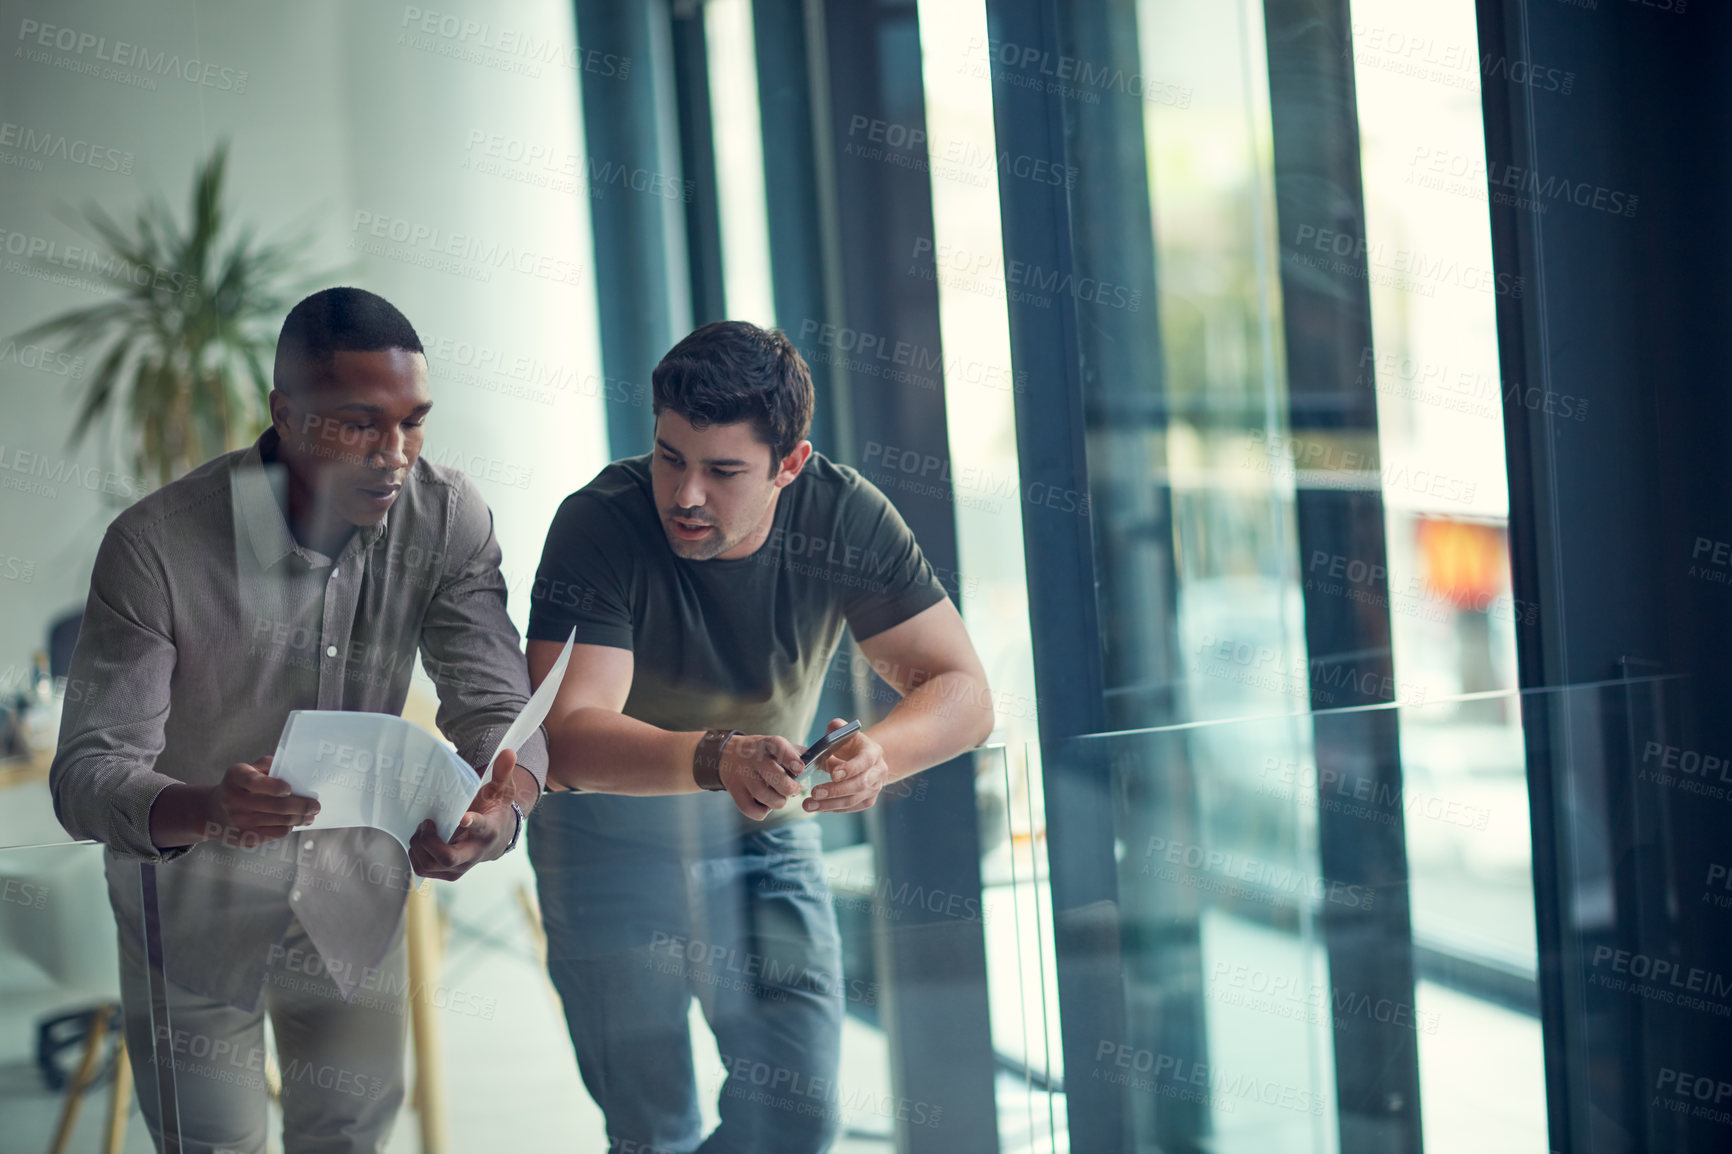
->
xmin=0 ymin=744 xmax=80 ymax=851
xmin=10 ymin=679 xmax=1685 ymax=1152
xmin=0 ymin=839 xmax=158 ymax=1152
xmin=987 ymin=682 xmax=1578 ymax=1154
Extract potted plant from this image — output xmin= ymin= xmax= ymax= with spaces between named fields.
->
xmin=18 ymin=142 xmax=319 ymax=491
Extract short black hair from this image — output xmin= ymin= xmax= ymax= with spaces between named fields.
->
xmin=652 ymin=321 xmax=814 ymax=466
xmin=273 ymin=287 xmax=424 ymax=393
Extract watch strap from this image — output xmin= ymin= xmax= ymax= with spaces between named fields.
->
xmin=693 ymin=729 xmax=739 ymax=791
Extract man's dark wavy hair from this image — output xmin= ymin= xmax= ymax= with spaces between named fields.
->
xmin=651 ymin=321 xmax=814 ymax=469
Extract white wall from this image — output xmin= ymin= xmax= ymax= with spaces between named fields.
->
xmin=0 ymin=0 xmax=610 ymax=681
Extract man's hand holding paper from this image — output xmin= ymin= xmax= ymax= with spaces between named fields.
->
xmin=267 ymin=630 xmax=574 ymax=874
xmin=409 ymin=748 xmax=519 ymax=880
xmin=209 ymin=754 xmax=322 ymax=841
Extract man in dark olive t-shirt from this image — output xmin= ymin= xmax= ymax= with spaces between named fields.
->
xmin=529 ymin=449 xmax=945 ymax=848
xmin=525 ymin=321 xmax=994 ymax=1154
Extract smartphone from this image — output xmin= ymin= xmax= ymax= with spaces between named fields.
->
xmin=795 ymin=719 xmax=861 ymax=784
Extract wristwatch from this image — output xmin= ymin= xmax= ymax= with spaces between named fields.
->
xmin=503 ymin=800 xmax=526 ymax=853
xmin=693 ymin=728 xmax=739 ymax=791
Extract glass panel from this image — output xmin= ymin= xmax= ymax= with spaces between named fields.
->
xmin=0 ymin=0 xmax=613 ymax=710
xmin=0 ymin=670 xmax=86 ymax=849
xmin=1052 ymin=689 xmax=1552 ymax=1153
xmin=705 ymin=0 xmax=778 ymax=327
xmin=1345 ymin=0 xmax=1544 ymax=1146
xmin=1134 ymin=0 xmax=1305 ymax=733
xmin=116 ymin=751 xmax=1038 ymax=1153
xmin=0 ymin=842 xmax=157 ymax=1151
xmin=1069 ymin=717 xmax=1334 ymax=1154
xmin=128 ymin=752 xmax=1022 ymax=1152
xmin=35 ymin=696 xmax=1562 ymax=1154
xmin=1 ymin=1 xmax=1581 ymax=1152
xmin=315 ymin=750 xmax=1012 ymax=1151
xmin=980 ymin=744 xmax=1064 ymax=1151
xmin=912 ymin=12 xmax=1057 ymax=1146
xmin=1 ymin=2 xmax=616 ymax=1150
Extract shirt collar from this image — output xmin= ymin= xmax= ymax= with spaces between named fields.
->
xmin=233 ymin=429 xmax=389 ymax=570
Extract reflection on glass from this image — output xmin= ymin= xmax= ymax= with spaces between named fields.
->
xmin=0 ymin=843 xmax=149 ymax=1151
xmin=1349 ymin=0 xmax=1545 ymax=1145
xmin=706 ymin=0 xmax=778 ymax=327
xmin=1138 ymin=0 xmax=1308 ymax=733
xmin=1066 ymin=694 xmax=1548 ymax=1153
xmin=2 ymin=4 xmax=610 ymax=1150
xmin=0 ymin=0 xmax=1574 ymax=1150
xmin=915 ymin=4 xmax=1057 ymax=1148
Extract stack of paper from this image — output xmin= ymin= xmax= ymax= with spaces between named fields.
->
xmin=269 ymin=631 xmax=575 ymax=851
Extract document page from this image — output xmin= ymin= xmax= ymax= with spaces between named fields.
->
xmin=269 ymin=630 xmax=575 ymax=850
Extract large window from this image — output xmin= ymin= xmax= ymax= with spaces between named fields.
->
xmin=0 ymin=0 xmax=1580 ymax=1150
xmin=1350 ymin=0 xmax=1544 ymax=1144
xmin=919 ymin=0 xmax=1549 ymax=1150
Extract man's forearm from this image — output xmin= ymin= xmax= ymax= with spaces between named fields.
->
xmin=547 ymin=707 xmax=707 ymax=794
xmin=870 ymin=670 xmax=996 ymax=781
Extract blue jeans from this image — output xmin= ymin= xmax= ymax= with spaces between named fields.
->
xmin=529 ymin=800 xmax=844 ymax=1154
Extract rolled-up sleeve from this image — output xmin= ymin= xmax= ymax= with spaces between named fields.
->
xmin=418 ymin=474 xmax=549 ymax=791
xmin=49 ymin=526 xmax=190 ymax=861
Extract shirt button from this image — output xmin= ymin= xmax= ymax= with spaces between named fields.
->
xmin=303 ymin=840 xmax=314 ymax=850
xmin=290 ymin=890 xmax=302 ymax=901
xmin=329 ymin=568 xmax=339 ymax=580
xmin=326 ymin=645 xmax=338 ymax=657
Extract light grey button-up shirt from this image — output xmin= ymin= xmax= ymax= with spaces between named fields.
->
xmin=50 ymin=429 xmax=547 ymax=1008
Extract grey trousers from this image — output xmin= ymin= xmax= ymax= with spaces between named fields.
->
xmin=117 ymin=912 xmax=409 ymax=1154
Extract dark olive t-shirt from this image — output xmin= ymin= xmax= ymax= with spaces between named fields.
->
xmin=527 ymin=452 xmax=946 ymax=853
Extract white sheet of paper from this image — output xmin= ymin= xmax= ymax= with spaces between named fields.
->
xmin=488 ymin=627 xmax=575 ymax=770
xmin=269 ymin=630 xmax=576 ymax=850
xmin=270 ymin=710 xmax=478 ymax=849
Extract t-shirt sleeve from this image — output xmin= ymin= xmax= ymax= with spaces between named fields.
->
xmin=840 ymin=476 xmax=949 ymax=641
xmin=527 ymin=491 xmax=637 ymax=650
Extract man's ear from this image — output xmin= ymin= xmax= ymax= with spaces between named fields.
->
xmin=775 ymin=441 xmax=813 ymax=488
xmin=267 ymin=388 xmax=294 ymax=439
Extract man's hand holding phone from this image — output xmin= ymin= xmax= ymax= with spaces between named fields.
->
xmin=716 ymin=720 xmax=890 ymax=818
xmin=718 ymin=734 xmax=806 ymax=820
xmin=800 ymin=718 xmax=889 ymax=815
